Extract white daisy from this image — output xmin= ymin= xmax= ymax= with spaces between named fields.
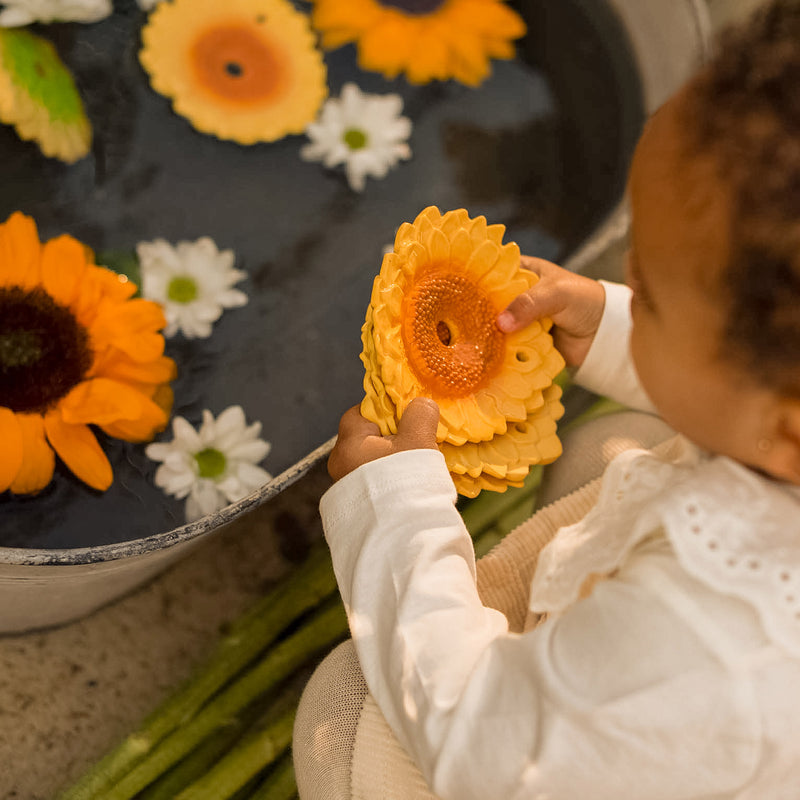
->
xmin=0 ymin=0 xmax=112 ymax=26
xmin=145 ymin=405 xmax=273 ymax=523
xmin=136 ymin=237 xmax=248 ymax=339
xmin=301 ymin=82 xmax=412 ymax=192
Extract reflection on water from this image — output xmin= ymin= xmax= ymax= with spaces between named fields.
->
xmin=443 ymin=117 xmax=566 ymax=247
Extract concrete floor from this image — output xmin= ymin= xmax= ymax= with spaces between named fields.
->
xmin=0 ymin=1 xmax=770 ymax=798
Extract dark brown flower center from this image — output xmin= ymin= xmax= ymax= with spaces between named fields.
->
xmin=0 ymin=287 xmax=92 ymax=414
xmin=377 ymin=0 xmax=446 ymax=14
xmin=402 ymin=271 xmax=505 ymax=398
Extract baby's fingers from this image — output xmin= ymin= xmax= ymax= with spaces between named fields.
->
xmin=395 ymin=397 xmax=439 ymax=451
xmin=497 ymin=275 xmax=566 ymax=333
xmin=337 ymin=404 xmax=380 ymax=440
xmin=327 ymin=406 xmax=382 ymax=481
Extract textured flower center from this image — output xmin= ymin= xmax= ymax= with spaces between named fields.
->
xmin=0 ymin=286 xmax=92 ymax=413
xmin=167 ymin=275 xmax=199 ymax=304
xmin=343 ymin=128 xmax=368 ymax=150
xmin=377 ymin=0 xmax=446 ymax=14
xmin=402 ymin=271 xmax=505 ymax=398
xmin=195 ymin=447 xmax=227 ymax=478
xmin=191 ymin=24 xmax=286 ymax=104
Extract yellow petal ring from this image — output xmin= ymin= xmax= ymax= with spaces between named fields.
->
xmin=361 ymin=206 xmax=565 ymax=496
xmin=139 ymin=0 xmax=327 ymax=145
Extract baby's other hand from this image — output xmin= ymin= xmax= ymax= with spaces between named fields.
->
xmin=328 ymin=397 xmax=440 ymax=481
xmin=496 ymin=256 xmax=606 ymax=368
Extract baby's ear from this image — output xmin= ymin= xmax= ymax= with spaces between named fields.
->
xmin=765 ymin=398 xmax=800 ymax=485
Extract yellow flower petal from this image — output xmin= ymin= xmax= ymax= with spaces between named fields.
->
xmin=90 ymin=298 xmax=166 ymax=363
xmin=0 ymin=211 xmax=41 ymax=289
xmin=39 ymin=234 xmax=89 ymax=308
xmin=140 ymin=0 xmax=328 ymax=144
xmin=311 ymin=0 xmax=525 ymax=87
xmin=44 ymin=411 xmax=112 ymax=492
xmin=59 ymin=377 xmax=167 ymax=432
xmin=9 ymin=413 xmax=54 ymax=495
xmin=357 ymin=18 xmax=414 ymax=79
xmin=0 ymin=407 xmax=24 ymax=492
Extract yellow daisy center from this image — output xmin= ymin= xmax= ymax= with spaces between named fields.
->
xmin=191 ymin=24 xmax=286 ymax=105
xmin=343 ymin=128 xmax=368 ymax=150
xmin=402 ymin=270 xmax=505 ymax=398
xmin=0 ymin=286 xmax=92 ymax=414
xmin=195 ymin=447 xmax=227 ymax=478
xmin=377 ymin=0 xmax=447 ymax=14
xmin=167 ymin=275 xmax=199 ymax=303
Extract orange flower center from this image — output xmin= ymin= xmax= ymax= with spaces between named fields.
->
xmin=190 ymin=24 xmax=287 ymax=105
xmin=402 ymin=270 xmax=505 ymax=398
xmin=0 ymin=287 xmax=92 ymax=413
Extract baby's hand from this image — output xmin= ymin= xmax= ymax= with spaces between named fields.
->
xmin=497 ymin=256 xmax=606 ymax=368
xmin=328 ymin=397 xmax=440 ymax=481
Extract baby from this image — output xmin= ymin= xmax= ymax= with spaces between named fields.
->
xmin=294 ymin=1 xmax=800 ymax=797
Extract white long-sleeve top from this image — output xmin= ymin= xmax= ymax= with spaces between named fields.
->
xmin=320 ymin=282 xmax=800 ymax=799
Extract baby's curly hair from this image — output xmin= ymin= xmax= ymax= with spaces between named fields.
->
xmin=682 ymin=0 xmax=800 ymax=395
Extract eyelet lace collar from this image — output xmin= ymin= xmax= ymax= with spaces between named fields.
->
xmin=529 ymin=436 xmax=800 ymax=657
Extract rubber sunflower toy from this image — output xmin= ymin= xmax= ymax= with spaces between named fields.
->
xmin=308 ymin=0 xmax=526 ymax=87
xmin=0 ymin=213 xmax=175 ymax=495
xmin=139 ymin=0 xmax=327 ymax=144
xmin=0 ymin=28 xmax=92 ymax=163
xmin=361 ymin=206 xmax=565 ymax=497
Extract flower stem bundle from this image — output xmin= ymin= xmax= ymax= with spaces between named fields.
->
xmin=58 ymin=544 xmax=340 ymax=800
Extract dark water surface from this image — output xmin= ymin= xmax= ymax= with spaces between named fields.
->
xmin=0 ymin=0 xmax=643 ymax=548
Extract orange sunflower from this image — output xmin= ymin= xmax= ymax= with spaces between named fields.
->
xmin=361 ymin=206 xmax=565 ymax=496
xmin=139 ymin=0 xmax=328 ymax=144
xmin=0 ymin=212 xmax=175 ymax=495
xmin=308 ymin=0 xmax=526 ymax=86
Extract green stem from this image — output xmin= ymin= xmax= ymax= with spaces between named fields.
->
xmin=137 ymin=695 xmax=272 ymax=800
xmin=104 ymin=600 xmax=348 ymax=800
xmin=174 ymin=695 xmax=298 ymax=800
xmin=247 ymin=753 xmax=297 ymax=800
xmin=57 ymin=546 xmax=338 ymax=800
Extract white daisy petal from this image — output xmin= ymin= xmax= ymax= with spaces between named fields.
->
xmin=146 ymin=406 xmax=272 ymax=523
xmin=227 ymin=439 xmax=271 ymax=463
xmin=144 ymin=442 xmax=172 ymax=461
xmin=301 ymin=84 xmax=412 ymax=192
xmin=217 ymin=475 xmax=247 ymax=503
xmin=235 ymin=463 xmax=273 ymax=490
xmin=217 ymin=289 xmax=249 ymax=309
xmin=138 ymin=236 xmax=248 ymax=339
xmin=215 ymin=405 xmax=246 ymax=435
xmin=186 ymin=482 xmax=225 ymax=522
xmin=172 ymin=416 xmax=202 ymax=450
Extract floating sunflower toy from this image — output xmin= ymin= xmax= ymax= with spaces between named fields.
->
xmin=0 ymin=212 xmax=175 ymax=495
xmin=308 ymin=0 xmax=526 ymax=87
xmin=361 ymin=206 xmax=565 ymax=497
xmin=139 ymin=0 xmax=328 ymax=145
xmin=0 ymin=28 xmax=92 ymax=163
